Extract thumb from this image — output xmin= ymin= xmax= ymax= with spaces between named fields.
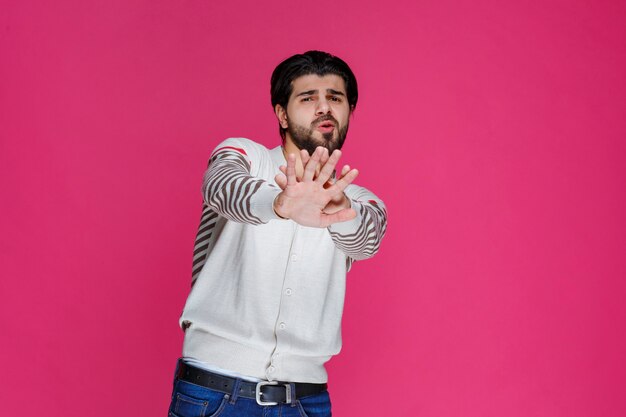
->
xmin=274 ymin=173 xmax=287 ymax=190
xmin=319 ymin=208 xmax=357 ymax=227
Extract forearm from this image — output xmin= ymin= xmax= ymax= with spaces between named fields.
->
xmin=327 ymin=188 xmax=387 ymax=260
xmin=203 ymin=149 xmax=281 ymax=225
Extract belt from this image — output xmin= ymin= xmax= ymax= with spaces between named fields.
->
xmin=176 ymin=360 xmax=327 ymax=406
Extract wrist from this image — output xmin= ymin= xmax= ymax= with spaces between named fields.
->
xmin=273 ymin=194 xmax=289 ymax=220
xmin=342 ymin=193 xmax=352 ymax=209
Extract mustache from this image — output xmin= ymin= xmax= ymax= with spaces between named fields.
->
xmin=312 ymin=115 xmax=339 ymax=126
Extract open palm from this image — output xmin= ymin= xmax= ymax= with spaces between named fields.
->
xmin=274 ymin=147 xmax=359 ymax=228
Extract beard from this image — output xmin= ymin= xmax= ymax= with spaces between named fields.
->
xmin=286 ymin=114 xmax=349 ymax=156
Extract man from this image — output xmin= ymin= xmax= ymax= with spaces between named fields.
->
xmin=169 ymin=51 xmax=387 ymax=417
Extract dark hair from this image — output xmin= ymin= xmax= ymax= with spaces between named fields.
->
xmin=270 ymin=50 xmax=358 ymax=140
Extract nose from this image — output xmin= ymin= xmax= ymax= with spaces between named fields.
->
xmin=315 ymin=97 xmax=330 ymax=115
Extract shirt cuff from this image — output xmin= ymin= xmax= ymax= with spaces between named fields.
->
xmin=249 ymin=183 xmax=283 ymax=223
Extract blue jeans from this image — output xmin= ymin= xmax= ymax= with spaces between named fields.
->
xmin=168 ymin=371 xmax=332 ymax=417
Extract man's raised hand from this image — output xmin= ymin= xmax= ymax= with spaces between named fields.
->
xmin=273 ymin=147 xmax=359 ymax=228
xmin=298 ymin=148 xmax=354 ymax=215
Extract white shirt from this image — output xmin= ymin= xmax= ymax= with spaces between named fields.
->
xmin=179 ymin=138 xmax=387 ymax=383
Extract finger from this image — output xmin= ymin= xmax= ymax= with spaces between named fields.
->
xmin=300 ymin=149 xmax=310 ymax=166
xmin=316 ymin=148 xmax=329 ymax=179
xmin=337 ymin=165 xmax=355 ymax=181
xmin=280 ymin=164 xmax=305 ymax=183
xmin=274 ymin=173 xmax=287 ymax=190
xmin=323 ymin=163 xmax=347 ymax=189
xmin=319 ymin=148 xmax=330 ymax=169
xmin=319 ymin=208 xmax=357 ymax=228
xmin=299 ymin=150 xmax=310 ymax=182
xmin=316 ymin=149 xmax=342 ymax=184
xmin=321 ymin=148 xmax=329 ymax=164
xmin=327 ymin=168 xmax=359 ymax=194
xmin=303 ymin=147 xmax=322 ymax=182
xmin=286 ymin=153 xmax=297 ymax=186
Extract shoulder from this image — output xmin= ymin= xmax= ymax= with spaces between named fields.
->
xmin=211 ymin=137 xmax=272 ymax=160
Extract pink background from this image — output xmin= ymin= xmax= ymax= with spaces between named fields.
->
xmin=2 ymin=1 xmax=625 ymax=416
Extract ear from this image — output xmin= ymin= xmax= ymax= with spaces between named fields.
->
xmin=274 ymin=104 xmax=289 ymax=129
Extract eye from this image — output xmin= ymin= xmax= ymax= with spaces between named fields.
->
xmin=329 ymin=96 xmax=342 ymax=102
xmin=301 ymin=97 xmax=313 ymax=102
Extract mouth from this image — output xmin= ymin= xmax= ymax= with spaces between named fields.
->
xmin=316 ymin=121 xmax=336 ymax=134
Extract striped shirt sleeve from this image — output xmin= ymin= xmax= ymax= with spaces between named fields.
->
xmin=202 ymin=140 xmax=281 ymax=225
xmin=327 ymin=185 xmax=388 ymax=261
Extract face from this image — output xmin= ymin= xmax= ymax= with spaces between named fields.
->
xmin=276 ymin=74 xmax=352 ymax=155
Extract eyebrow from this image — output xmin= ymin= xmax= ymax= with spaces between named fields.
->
xmin=295 ymin=89 xmax=346 ymax=97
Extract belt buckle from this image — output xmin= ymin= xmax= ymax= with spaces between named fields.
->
xmin=255 ymin=381 xmax=291 ymax=406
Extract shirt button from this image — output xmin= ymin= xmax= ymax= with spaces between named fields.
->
xmin=268 ymin=366 xmax=275 ymax=373
xmin=291 ymin=254 xmax=298 ymax=262
xmin=285 ymin=288 xmax=293 ymax=296
xmin=279 ymin=322 xmax=286 ymax=329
